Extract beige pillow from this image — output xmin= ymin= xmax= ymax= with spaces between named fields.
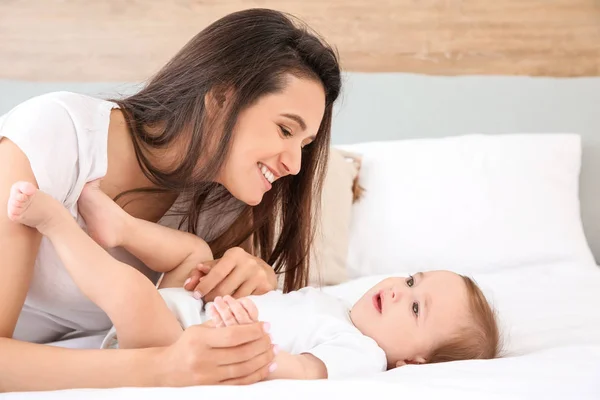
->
xmin=307 ymin=148 xmax=362 ymax=287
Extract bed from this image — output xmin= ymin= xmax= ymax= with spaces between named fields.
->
xmin=2 ymin=73 xmax=600 ymax=399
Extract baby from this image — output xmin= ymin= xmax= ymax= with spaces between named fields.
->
xmin=7 ymin=181 xmax=500 ymax=380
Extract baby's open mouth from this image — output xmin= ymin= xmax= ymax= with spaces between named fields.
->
xmin=372 ymin=292 xmax=383 ymax=314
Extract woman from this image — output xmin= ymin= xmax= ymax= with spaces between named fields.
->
xmin=0 ymin=8 xmax=341 ymax=391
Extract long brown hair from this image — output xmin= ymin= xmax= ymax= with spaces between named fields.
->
xmin=111 ymin=8 xmax=341 ymax=292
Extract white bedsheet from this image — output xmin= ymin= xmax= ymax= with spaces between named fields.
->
xmin=4 ymin=346 xmax=600 ymax=400
xmin=5 ymin=263 xmax=600 ymax=399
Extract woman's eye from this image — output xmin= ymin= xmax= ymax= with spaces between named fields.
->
xmin=279 ymin=125 xmax=292 ymax=137
xmin=412 ymin=302 xmax=419 ymax=316
xmin=406 ymin=276 xmax=414 ymax=287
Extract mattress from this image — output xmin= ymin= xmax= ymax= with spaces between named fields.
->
xmin=6 ymin=263 xmax=600 ymax=400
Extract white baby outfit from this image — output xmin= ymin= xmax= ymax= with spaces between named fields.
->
xmin=102 ymin=287 xmax=388 ymax=379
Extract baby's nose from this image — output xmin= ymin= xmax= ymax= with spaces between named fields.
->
xmin=390 ymin=288 xmax=402 ymax=302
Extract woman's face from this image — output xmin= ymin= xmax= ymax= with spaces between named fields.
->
xmin=217 ymin=74 xmax=326 ymax=206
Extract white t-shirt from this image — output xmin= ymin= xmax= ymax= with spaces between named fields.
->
xmin=0 ymin=92 xmax=161 ymax=343
xmin=102 ymin=287 xmax=388 ymax=379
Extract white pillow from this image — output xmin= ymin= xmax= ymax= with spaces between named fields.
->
xmin=338 ymin=134 xmax=596 ymax=278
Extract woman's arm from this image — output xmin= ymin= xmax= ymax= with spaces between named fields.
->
xmin=0 ymin=338 xmax=158 ymax=392
xmin=0 ymin=321 xmax=275 ymax=392
xmin=0 ymin=138 xmax=42 ymax=338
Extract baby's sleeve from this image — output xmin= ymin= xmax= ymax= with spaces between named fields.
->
xmin=303 ymin=323 xmax=388 ymax=379
xmin=0 ymin=95 xmax=84 ymax=207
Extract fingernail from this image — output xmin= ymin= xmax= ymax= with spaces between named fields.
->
xmin=273 ymin=345 xmax=280 ymax=355
xmin=263 ymin=322 xmax=271 ymax=333
xmin=184 ymin=278 xmax=191 ymax=286
xmin=269 ymin=334 xmax=274 ymax=343
xmin=269 ymin=363 xmax=278 ymax=373
xmin=193 ymin=291 xmax=202 ymax=300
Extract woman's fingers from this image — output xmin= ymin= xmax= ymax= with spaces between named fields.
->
xmin=183 ymin=267 xmax=201 ymax=290
xmin=166 ymin=323 xmax=273 ymax=386
xmin=205 ymin=321 xmax=271 ymax=348
xmin=213 ymin=331 xmax=274 ymax=365
xmin=218 ymin=347 xmax=277 ymax=382
xmin=220 ymin=364 xmax=273 ymax=386
xmin=231 ymin=278 xmax=258 ymax=299
xmin=204 ymin=266 xmax=250 ymax=301
xmin=194 ymin=257 xmax=236 ymax=299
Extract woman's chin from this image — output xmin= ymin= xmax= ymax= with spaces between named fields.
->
xmin=222 ymin=182 xmax=264 ymax=206
xmin=234 ymin=189 xmax=264 ymax=206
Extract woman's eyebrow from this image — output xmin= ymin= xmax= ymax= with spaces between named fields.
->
xmin=281 ymin=113 xmax=306 ymax=131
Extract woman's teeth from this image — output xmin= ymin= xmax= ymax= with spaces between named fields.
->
xmin=259 ymin=163 xmax=275 ymax=183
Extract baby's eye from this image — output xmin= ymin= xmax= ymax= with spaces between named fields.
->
xmin=406 ymin=275 xmax=414 ymax=287
xmin=412 ymin=302 xmax=419 ymax=316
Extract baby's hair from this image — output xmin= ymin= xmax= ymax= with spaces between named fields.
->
xmin=427 ymin=275 xmax=501 ymax=363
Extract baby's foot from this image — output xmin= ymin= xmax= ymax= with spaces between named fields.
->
xmin=77 ymin=180 xmax=129 ymax=248
xmin=7 ymin=181 xmax=66 ymax=235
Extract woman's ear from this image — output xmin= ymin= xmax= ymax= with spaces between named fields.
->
xmin=204 ymin=86 xmax=233 ymax=112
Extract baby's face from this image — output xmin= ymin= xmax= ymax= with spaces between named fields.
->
xmin=350 ymin=270 xmax=469 ymax=368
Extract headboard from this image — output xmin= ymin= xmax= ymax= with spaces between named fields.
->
xmin=0 ymin=0 xmax=598 ymax=80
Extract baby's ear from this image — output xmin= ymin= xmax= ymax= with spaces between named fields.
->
xmin=395 ymin=356 xmax=427 ymax=368
xmin=413 ymin=356 xmax=427 ymax=364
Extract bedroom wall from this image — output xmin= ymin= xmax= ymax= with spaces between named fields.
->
xmin=1 ymin=0 xmax=599 ymax=81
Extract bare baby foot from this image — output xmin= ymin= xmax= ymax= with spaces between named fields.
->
xmin=7 ymin=181 xmax=67 ymax=235
xmin=78 ymin=180 xmax=129 ymax=248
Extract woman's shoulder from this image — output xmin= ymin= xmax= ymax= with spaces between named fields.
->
xmin=1 ymin=91 xmax=119 ymax=134
xmin=5 ymin=91 xmax=117 ymax=117
xmin=0 ymin=91 xmax=119 ymax=205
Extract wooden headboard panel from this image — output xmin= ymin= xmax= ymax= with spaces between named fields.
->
xmin=1 ymin=0 xmax=599 ymax=81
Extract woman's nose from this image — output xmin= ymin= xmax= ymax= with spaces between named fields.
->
xmin=280 ymin=146 xmax=302 ymax=176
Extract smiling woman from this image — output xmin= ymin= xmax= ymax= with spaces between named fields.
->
xmin=0 ymin=8 xmax=341 ymax=391
xmin=216 ymin=74 xmax=326 ymax=207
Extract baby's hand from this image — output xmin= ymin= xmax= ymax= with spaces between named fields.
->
xmin=208 ymin=295 xmax=259 ymax=327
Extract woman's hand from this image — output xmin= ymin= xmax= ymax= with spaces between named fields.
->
xmin=157 ymin=320 xmax=276 ymax=386
xmin=183 ymin=247 xmax=277 ymax=302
